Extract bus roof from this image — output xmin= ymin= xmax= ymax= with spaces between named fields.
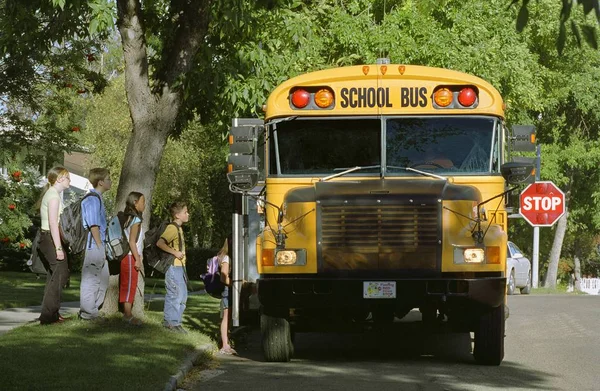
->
xmin=265 ymin=64 xmax=504 ymax=120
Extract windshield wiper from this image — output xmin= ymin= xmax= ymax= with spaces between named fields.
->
xmin=320 ymin=165 xmax=381 ymax=182
xmin=386 ymin=165 xmax=447 ymax=181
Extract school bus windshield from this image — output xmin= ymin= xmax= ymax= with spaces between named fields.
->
xmin=269 ymin=116 xmax=498 ymax=176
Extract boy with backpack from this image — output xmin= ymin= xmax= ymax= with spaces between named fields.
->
xmin=79 ymin=168 xmax=112 ymax=321
xmin=156 ymin=201 xmax=189 ymax=333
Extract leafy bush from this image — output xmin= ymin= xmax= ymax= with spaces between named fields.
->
xmin=0 ymin=161 xmax=43 ymax=270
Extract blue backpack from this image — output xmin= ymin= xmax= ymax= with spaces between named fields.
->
xmin=202 ymin=256 xmax=225 ymax=299
xmin=106 ymin=212 xmax=130 ymax=263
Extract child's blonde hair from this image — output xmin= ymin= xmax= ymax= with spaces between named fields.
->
xmin=218 ymin=239 xmax=228 ymax=260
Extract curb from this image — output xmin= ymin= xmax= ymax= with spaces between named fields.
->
xmin=163 ymin=343 xmax=215 ymax=391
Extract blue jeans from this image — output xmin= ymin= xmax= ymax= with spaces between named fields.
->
xmin=164 ymin=266 xmax=187 ymax=327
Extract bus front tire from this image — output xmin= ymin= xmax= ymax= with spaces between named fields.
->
xmin=261 ymin=313 xmax=293 ymax=362
xmin=473 ymin=304 xmax=505 ymax=366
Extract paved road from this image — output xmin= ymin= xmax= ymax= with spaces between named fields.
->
xmin=190 ymin=295 xmax=600 ymax=391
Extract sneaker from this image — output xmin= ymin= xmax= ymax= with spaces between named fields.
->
xmin=218 ymin=346 xmax=237 ymax=355
xmin=175 ymin=325 xmax=188 ymax=334
xmin=78 ymin=312 xmax=108 ymax=322
xmin=57 ymin=315 xmax=73 ymax=323
xmin=123 ymin=316 xmax=143 ymax=327
xmin=164 ymin=325 xmax=187 ymax=334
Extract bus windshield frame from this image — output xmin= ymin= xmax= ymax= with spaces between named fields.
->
xmin=268 ymin=115 xmax=501 ymax=178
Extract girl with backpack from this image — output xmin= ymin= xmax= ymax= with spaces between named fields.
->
xmin=37 ymin=166 xmax=71 ymax=325
xmin=119 ymin=191 xmax=146 ymax=326
xmin=218 ymin=238 xmax=237 ymax=355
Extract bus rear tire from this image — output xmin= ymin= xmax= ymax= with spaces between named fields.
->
xmin=473 ymin=304 xmax=505 ymax=366
xmin=261 ymin=313 xmax=293 ymax=362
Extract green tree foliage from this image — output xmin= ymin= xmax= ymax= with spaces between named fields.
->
xmin=81 ymin=76 xmax=230 ymax=248
xmin=0 ymin=0 xmax=111 ymax=154
xmin=2 ymin=0 xmax=600 ymax=281
xmin=509 ymin=0 xmax=600 ymax=52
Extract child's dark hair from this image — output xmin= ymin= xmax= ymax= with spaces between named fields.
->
xmin=124 ymin=191 xmax=144 ymax=227
xmin=169 ymin=201 xmax=187 ymax=219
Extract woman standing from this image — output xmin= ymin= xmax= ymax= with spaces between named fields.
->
xmin=38 ymin=166 xmax=71 ymax=325
xmin=119 ymin=191 xmax=145 ymax=326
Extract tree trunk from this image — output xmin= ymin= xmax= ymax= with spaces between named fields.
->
xmin=543 ymin=211 xmax=569 ymax=288
xmin=102 ymin=98 xmax=177 ymax=317
xmin=574 ymin=255 xmax=582 ymax=292
xmin=101 ymin=0 xmax=212 ymax=317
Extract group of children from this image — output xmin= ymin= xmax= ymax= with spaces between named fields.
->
xmin=36 ymin=166 xmax=235 ymax=353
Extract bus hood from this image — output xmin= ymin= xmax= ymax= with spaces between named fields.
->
xmin=285 ymin=179 xmax=481 ymax=204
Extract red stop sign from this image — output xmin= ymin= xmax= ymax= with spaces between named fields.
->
xmin=519 ymin=181 xmax=565 ymax=227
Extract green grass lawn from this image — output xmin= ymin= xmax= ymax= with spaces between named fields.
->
xmin=0 ymin=271 xmax=82 ymax=310
xmin=0 ymin=271 xmax=204 ymax=309
xmin=0 ymin=294 xmax=222 ymax=391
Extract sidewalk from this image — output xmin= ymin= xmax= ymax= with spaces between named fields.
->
xmin=0 ymin=293 xmax=168 ymax=336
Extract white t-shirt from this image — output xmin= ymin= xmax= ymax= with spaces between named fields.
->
xmin=124 ymin=216 xmax=143 ymax=256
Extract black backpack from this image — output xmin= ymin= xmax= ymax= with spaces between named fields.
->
xmin=59 ymin=192 xmax=101 ymax=254
xmin=201 ymin=256 xmax=226 ymax=298
xmin=143 ymin=221 xmax=179 ymax=276
xmin=26 ymin=229 xmax=47 ymax=276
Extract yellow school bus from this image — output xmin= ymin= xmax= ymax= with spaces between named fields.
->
xmin=227 ymin=61 xmax=534 ymax=365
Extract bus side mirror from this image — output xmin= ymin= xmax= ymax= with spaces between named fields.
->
xmin=501 ymin=162 xmax=535 ymax=184
xmin=227 ymin=168 xmax=259 ymax=192
xmin=511 ymin=125 xmax=536 ymax=152
xmin=228 ymin=119 xmax=264 ymax=172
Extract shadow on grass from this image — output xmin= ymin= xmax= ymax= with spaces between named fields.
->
xmin=146 ymin=295 xmax=222 ymax=341
xmin=0 ymin=318 xmax=212 ymax=391
xmin=0 ymin=295 xmax=220 ymax=391
xmin=0 ymin=272 xmax=81 ymax=309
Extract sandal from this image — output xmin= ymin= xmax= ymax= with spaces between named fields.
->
xmin=218 ymin=347 xmax=237 ymax=355
xmin=124 ymin=316 xmax=143 ymax=326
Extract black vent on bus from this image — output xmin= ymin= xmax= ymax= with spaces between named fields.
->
xmin=318 ymin=200 xmax=440 ymax=271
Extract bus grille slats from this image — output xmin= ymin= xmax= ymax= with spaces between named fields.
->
xmin=320 ymin=204 xmax=439 ymax=270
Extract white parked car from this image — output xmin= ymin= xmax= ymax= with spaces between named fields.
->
xmin=506 ymin=241 xmax=532 ymax=295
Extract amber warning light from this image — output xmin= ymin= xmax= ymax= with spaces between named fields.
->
xmin=290 ymin=87 xmax=335 ymax=109
xmin=433 ymin=86 xmax=479 ymax=109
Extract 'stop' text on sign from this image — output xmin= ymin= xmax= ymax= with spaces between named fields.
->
xmin=519 ymin=181 xmax=565 ymax=227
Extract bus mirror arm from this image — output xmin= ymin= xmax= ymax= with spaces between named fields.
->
xmin=472 ymin=186 xmax=519 ymax=243
xmin=235 ymin=189 xmax=288 ymax=248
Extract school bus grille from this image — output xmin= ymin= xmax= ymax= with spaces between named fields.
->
xmin=319 ymin=203 xmax=439 ymax=270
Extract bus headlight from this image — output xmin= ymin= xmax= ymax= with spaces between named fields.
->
xmin=464 ymin=248 xmax=485 ymax=263
xmin=454 ymin=247 xmax=485 ymax=264
xmin=276 ymin=249 xmax=306 ymax=266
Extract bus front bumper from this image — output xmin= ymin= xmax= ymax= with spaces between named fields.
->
xmin=257 ymin=277 xmax=506 ymax=309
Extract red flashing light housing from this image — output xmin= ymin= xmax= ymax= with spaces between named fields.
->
xmin=458 ymin=87 xmax=477 ymax=107
xmin=291 ymin=89 xmax=310 ymax=108
xmin=432 ymin=85 xmax=479 ymax=109
xmin=289 ymin=86 xmax=335 ymax=110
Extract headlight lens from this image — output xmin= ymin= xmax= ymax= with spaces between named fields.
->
xmin=276 ymin=250 xmax=297 ymax=265
xmin=464 ymin=248 xmax=485 ymax=263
